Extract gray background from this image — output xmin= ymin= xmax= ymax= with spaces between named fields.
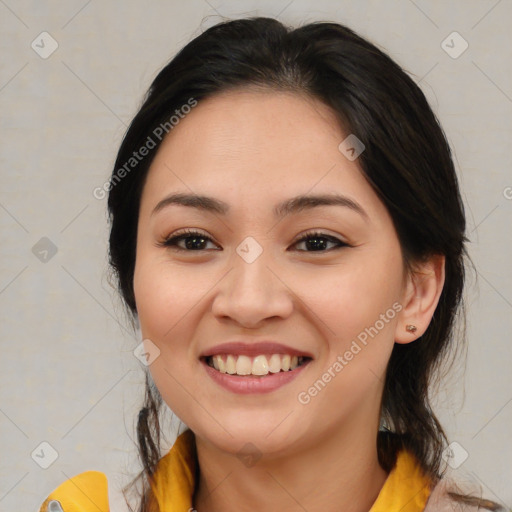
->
xmin=1 ymin=1 xmax=511 ymax=510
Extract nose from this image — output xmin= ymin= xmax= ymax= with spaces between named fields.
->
xmin=211 ymin=242 xmax=293 ymax=329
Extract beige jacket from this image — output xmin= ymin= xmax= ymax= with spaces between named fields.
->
xmin=424 ymin=478 xmax=506 ymax=511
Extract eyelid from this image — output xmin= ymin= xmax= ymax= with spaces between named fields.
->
xmin=291 ymin=230 xmax=349 ymax=252
xmin=165 ymin=227 xmax=212 ymax=240
xmin=293 ymin=229 xmax=349 ymax=246
xmin=158 ymin=228 xmax=220 ymax=250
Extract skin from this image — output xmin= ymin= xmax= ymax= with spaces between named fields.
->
xmin=133 ymin=88 xmax=445 ymax=512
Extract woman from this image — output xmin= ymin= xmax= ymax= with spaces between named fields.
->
xmin=39 ymin=16 xmax=505 ymax=512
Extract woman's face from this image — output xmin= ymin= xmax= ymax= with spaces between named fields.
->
xmin=133 ymin=89 xmax=410 ymax=457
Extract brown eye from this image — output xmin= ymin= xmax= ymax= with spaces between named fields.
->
xmin=293 ymin=231 xmax=348 ymax=252
xmin=158 ymin=229 xmax=349 ymax=253
xmin=160 ymin=230 xmax=220 ymax=251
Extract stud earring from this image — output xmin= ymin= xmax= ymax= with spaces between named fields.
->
xmin=406 ymin=324 xmax=417 ymax=333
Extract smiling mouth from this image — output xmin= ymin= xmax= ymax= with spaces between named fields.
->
xmin=202 ymin=354 xmax=312 ymax=377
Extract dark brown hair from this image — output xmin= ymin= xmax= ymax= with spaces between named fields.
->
xmin=106 ymin=16 xmax=503 ymax=511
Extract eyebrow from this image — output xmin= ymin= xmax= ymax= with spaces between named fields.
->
xmin=151 ymin=192 xmax=369 ymax=221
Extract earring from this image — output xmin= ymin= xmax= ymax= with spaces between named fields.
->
xmin=406 ymin=324 xmax=417 ymax=333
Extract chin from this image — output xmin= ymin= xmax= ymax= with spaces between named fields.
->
xmin=196 ymin=418 xmax=302 ymax=459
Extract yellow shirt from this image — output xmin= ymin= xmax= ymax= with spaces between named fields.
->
xmin=39 ymin=429 xmax=432 ymax=512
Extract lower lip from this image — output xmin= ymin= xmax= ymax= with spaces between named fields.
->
xmin=201 ymin=358 xmax=311 ymax=394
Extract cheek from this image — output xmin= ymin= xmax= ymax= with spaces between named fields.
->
xmin=132 ymin=262 xmax=197 ymax=403
xmin=133 ymin=257 xmax=208 ymax=340
xmin=133 ymin=259 xmax=208 ymax=413
xmin=295 ymin=256 xmax=402 ymax=339
xmin=296 ymin=261 xmax=401 ymax=414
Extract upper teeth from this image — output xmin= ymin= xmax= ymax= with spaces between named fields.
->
xmin=208 ymin=354 xmax=305 ymax=376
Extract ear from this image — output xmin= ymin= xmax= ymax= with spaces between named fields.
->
xmin=394 ymin=254 xmax=445 ymax=344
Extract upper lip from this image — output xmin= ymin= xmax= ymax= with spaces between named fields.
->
xmin=199 ymin=341 xmax=314 ymax=359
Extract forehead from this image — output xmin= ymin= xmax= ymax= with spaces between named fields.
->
xmin=139 ymin=89 xmax=385 ymax=221
xmin=158 ymin=88 xmax=343 ymax=163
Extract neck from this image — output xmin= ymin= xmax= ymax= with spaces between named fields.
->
xmin=192 ymin=422 xmax=389 ymax=512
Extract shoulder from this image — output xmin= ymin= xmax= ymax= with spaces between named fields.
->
xmin=38 ymin=470 xmax=130 ymax=512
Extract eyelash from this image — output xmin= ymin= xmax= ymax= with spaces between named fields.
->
xmin=158 ymin=228 xmax=349 ymax=253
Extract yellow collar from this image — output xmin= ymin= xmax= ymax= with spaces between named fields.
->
xmin=151 ymin=429 xmax=431 ymax=511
